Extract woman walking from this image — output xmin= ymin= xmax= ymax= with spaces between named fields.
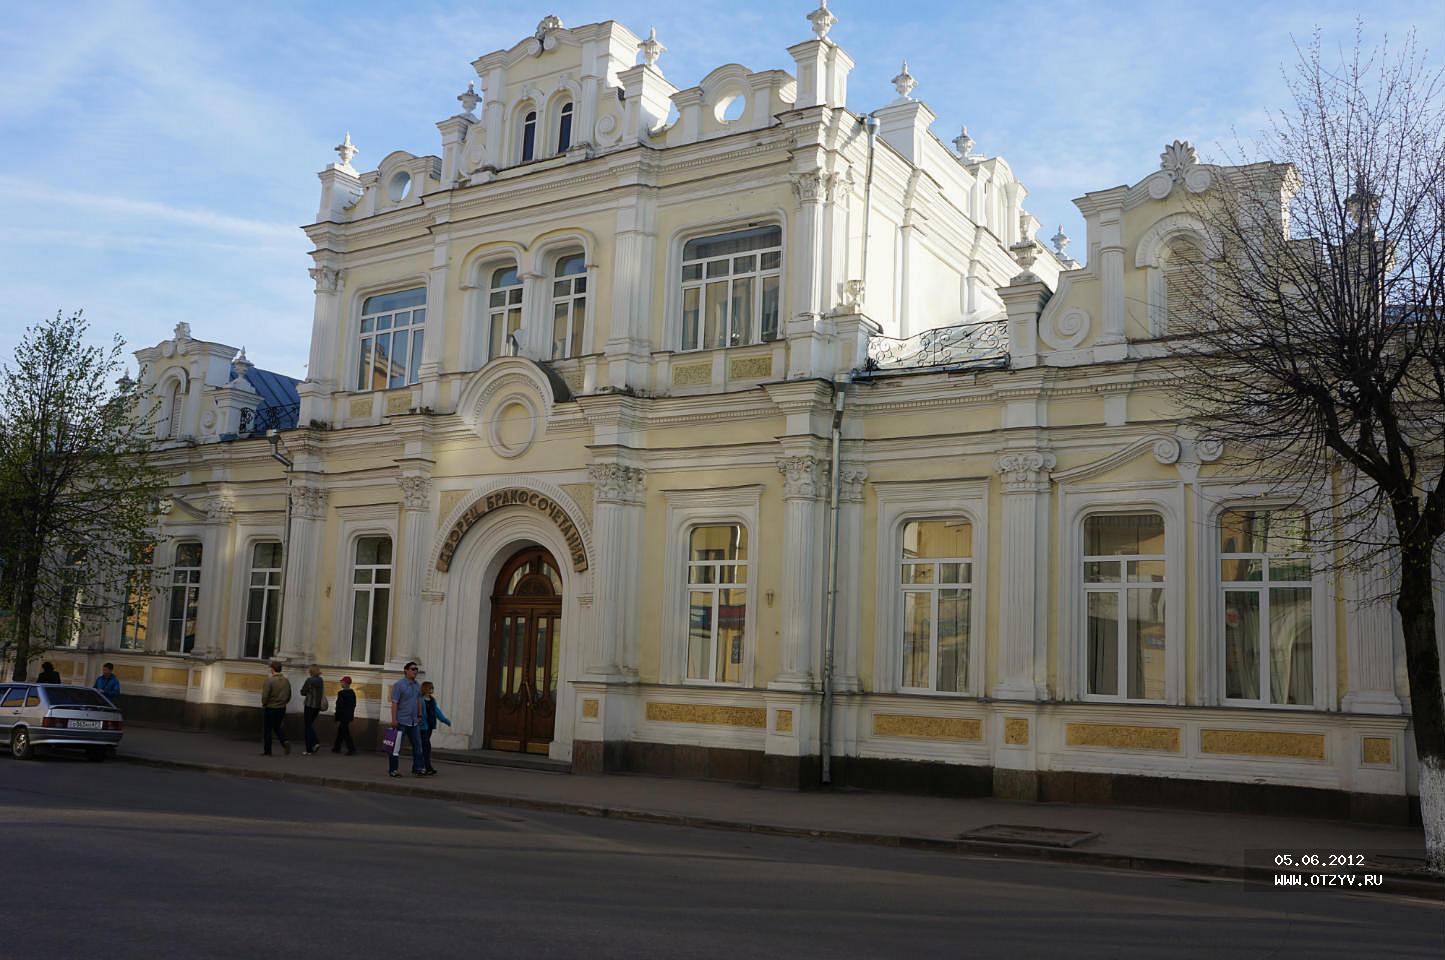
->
xmin=300 ymin=665 xmax=327 ymax=755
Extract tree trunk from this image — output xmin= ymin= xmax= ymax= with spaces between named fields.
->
xmin=8 ymin=553 xmax=40 ymax=682
xmin=1397 ymin=542 xmax=1445 ymax=874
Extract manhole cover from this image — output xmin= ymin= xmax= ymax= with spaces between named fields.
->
xmin=960 ymin=824 xmax=1099 ymax=848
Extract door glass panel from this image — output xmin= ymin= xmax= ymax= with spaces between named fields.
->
xmin=546 ymin=618 xmax=559 ymax=693
xmin=1270 ymin=587 xmax=1312 ymax=704
xmin=535 ymin=618 xmax=550 ymax=700
xmin=498 ymin=616 xmax=513 ymax=697
xmin=937 ymin=589 xmax=969 ymax=693
xmin=717 ymin=588 xmax=746 ymax=684
xmin=1224 ymin=591 xmax=1261 ymax=699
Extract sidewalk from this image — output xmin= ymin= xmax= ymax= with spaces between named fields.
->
xmin=114 ymin=726 xmax=1439 ymax=899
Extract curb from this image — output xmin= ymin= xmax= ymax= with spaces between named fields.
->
xmin=117 ymin=753 xmax=1443 ymax=902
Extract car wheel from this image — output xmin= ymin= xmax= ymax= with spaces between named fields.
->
xmin=85 ymin=747 xmax=107 ymax=762
xmin=11 ymin=728 xmax=34 ymax=760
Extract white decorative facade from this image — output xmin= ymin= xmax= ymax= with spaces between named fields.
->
xmin=44 ymin=8 xmax=1443 ymax=822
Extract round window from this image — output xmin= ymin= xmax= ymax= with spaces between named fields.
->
xmin=387 ymin=171 xmax=412 ymax=202
xmin=714 ymin=95 xmax=746 ymax=123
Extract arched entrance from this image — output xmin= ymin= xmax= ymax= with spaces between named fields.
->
xmin=484 ymin=545 xmax=563 ymax=753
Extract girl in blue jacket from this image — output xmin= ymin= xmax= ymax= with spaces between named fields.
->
xmin=418 ymin=681 xmax=450 ymax=776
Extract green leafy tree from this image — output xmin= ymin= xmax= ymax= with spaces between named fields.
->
xmin=0 ymin=312 xmax=165 ymax=681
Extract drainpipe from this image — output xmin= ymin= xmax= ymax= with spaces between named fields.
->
xmin=821 ymin=386 xmax=845 ymax=785
xmin=267 ymin=430 xmax=293 ymax=661
xmin=859 ymin=113 xmax=880 ymax=303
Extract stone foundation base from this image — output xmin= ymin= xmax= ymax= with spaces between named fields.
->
xmin=118 ymin=695 xmax=383 ymax=752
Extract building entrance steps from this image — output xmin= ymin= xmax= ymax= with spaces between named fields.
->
xmin=108 ymin=727 xmax=1439 ymax=900
xmin=430 ymin=746 xmax=570 ymax=774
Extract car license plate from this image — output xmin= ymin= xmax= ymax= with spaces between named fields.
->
xmin=67 ymin=720 xmax=103 ymax=730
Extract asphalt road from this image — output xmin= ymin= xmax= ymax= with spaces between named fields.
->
xmin=0 ymin=758 xmax=1440 ymax=960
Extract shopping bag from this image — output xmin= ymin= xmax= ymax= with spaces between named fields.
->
xmin=380 ymin=725 xmax=399 ymax=754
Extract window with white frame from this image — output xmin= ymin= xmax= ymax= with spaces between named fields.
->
xmin=488 ymin=266 xmax=523 ymax=360
xmin=685 ymin=524 xmax=748 ymax=684
xmin=898 ymin=519 xmax=973 ymax=693
xmin=243 ymin=541 xmax=282 ymax=660
xmin=520 ymin=110 xmax=537 ymax=162
xmin=681 ymin=226 xmax=782 ymax=351
xmin=1220 ymin=508 xmax=1314 ymax=705
xmin=121 ymin=545 xmax=154 ymax=651
xmin=550 ymin=254 xmax=586 ymax=359
xmin=349 ymin=536 xmax=392 ymax=666
xmin=556 ymin=101 xmax=573 ymax=153
xmin=357 ymin=288 xmax=426 ymax=390
xmin=166 ymin=542 xmax=202 ymax=654
xmin=1083 ymin=513 xmax=1167 ymax=700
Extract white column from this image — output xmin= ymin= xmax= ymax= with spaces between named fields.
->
xmin=1343 ymin=551 xmax=1404 ymax=714
xmin=785 ymin=170 xmax=836 ymax=379
xmin=586 ymin=463 xmax=646 ymax=678
xmin=832 ymin=464 xmax=867 ymax=692
xmin=391 ymin=474 xmax=433 ymax=669
xmin=278 ymin=483 xmax=327 ymax=662
xmin=605 ymin=197 xmax=656 ymax=389
xmin=993 ymin=452 xmax=1054 ymax=700
xmin=419 ymin=242 xmax=449 ymax=410
xmin=774 ymin=454 xmax=827 ymax=689
xmin=196 ymin=497 xmax=235 ymax=659
xmin=300 ymin=265 xmax=343 ymax=426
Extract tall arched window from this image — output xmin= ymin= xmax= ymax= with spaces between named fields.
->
xmin=1163 ymin=237 xmax=1206 ymax=332
xmin=165 ymin=381 xmax=183 ymax=438
xmin=550 ymin=253 xmax=586 ymax=359
xmin=556 ymin=101 xmax=574 ymax=153
xmin=520 ymin=110 xmax=537 ymax=162
xmin=680 ymin=226 xmax=782 ymax=350
xmin=898 ymin=519 xmax=973 ymax=694
xmin=488 ymin=265 xmax=524 ymax=360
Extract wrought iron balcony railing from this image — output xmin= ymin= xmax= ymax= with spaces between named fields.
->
xmin=238 ymin=402 xmax=300 ymax=436
xmin=863 ymin=318 xmax=1009 ymax=372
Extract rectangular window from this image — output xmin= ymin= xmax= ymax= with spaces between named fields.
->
xmin=357 ymin=287 xmax=426 ymax=390
xmin=685 ymin=524 xmax=748 ymax=684
xmin=550 ymin=254 xmax=587 ymax=359
xmin=680 ymin=226 xmax=782 ymax=351
xmin=1220 ymin=508 xmax=1313 ymax=705
xmin=349 ymin=536 xmax=392 ymax=666
xmin=487 ymin=266 xmax=523 ymax=360
xmin=898 ymin=519 xmax=973 ymax=694
xmin=166 ymin=542 xmax=202 ymax=654
xmin=1083 ymin=513 xmax=1166 ymax=700
xmin=121 ymin=544 xmax=155 ymax=651
xmin=244 ymin=541 xmax=282 ymax=660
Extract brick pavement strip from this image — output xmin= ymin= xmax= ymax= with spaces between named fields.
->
xmin=108 ymin=728 xmax=1442 ymax=902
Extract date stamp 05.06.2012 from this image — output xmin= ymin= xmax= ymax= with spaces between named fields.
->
xmin=1243 ymin=849 xmax=1430 ymax=891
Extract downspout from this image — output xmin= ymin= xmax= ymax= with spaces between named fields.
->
xmin=858 ymin=113 xmax=880 ymax=305
xmin=821 ymin=388 xmax=845 ymax=785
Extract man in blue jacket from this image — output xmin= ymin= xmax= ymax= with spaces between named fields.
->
xmin=94 ymin=663 xmax=121 ymax=701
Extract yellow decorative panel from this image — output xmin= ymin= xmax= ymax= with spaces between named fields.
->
xmin=1200 ymin=729 xmax=1325 ymax=760
xmin=113 ymin=664 xmax=145 ymax=683
xmin=672 ymin=362 xmax=712 ymax=386
xmin=581 ymin=698 xmax=600 ymax=719
xmin=348 ymin=396 xmax=372 ymax=419
xmin=151 ymin=667 xmax=189 ymax=686
xmin=645 ymin=702 xmax=766 ymax=728
xmin=1004 ymin=718 xmax=1030 ymax=745
xmin=224 ymin=673 xmax=267 ymax=692
xmin=191 ymin=671 xmax=202 ymax=686
xmin=774 ymin=709 xmax=793 ymax=733
xmin=1361 ymin=737 xmax=1393 ymax=765
xmin=871 ymin=714 xmax=982 ymax=741
xmin=729 ymin=356 xmax=773 ymax=380
xmin=384 ymin=391 xmax=412 ymax=414
xmin=1065 ymin=723 xmax=1180 ymax=752
xmin=323 ymin=681 xmax=381 ymax=700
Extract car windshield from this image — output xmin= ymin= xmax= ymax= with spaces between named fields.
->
xmin=44 ymin=688 xmax=110 ymax=706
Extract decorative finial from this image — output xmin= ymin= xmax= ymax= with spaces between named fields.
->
xmin=457 ymin=82 xmax=481 ymax=117
xmin=891 ymin=61 xmax=916 ymax=100
xmin=233 ymin=348 xmax=253 ymax=377
xmin=952 ymin=125 xmax=974 ymax=159
xmin=1009 ymin=239 xmax=1041 ymax=282
xmin=536 ymin=14 xmax=563 ymax=35
xmin=335 ymin=132 xmax=357 ymax=169
xmin=638 ymin=26 xmax=665 ymax=68
xmin=1050 ymin=226 xmax=1069 ymax=256
xmin=173 ymin=321 xmax=192 ymax=342
xmin=807 ymin=1 xmax=837 ymax=40
xmin=1345 ymin=173 xmax=1381 ymax=231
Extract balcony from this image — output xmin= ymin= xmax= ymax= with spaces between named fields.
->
xmin=863 ymin=319 xmax=1009 ymax=373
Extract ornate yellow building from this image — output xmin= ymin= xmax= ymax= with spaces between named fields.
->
xmin=54 ymin=9 xmax=1435 ymax=822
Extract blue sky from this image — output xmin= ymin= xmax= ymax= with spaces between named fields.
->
xmin=1 ymin=1 xmax=1439 ymax=377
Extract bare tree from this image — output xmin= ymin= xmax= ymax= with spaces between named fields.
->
xmin=0 ymin=312 xmax=166 ymax=681
xmin=1167 ymin=30 xmax=1445 ymax=870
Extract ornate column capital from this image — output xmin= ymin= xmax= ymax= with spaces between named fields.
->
xmin=777 ymin=455 xmax=828 ymax=500
xmin=398 ymin=475 xmax=433 ymax=512
xmin=308 ymin=266 xmax=341 ymax=294
xmin=995 ymin=451 xmax=1056 ymax=493
xmin=838 ymin=463 xmax=868 ymax=504
xmin=588 ymin=463 xmax=646 ymax=505
xmin=289 ymin=485 xmax=329 ymax=520
xmin=789 ymin=170 xmax=838 ymax=204
xmin=205 ymin=497 xmax=235 ymax=524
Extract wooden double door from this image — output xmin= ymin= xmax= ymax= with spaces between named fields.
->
xmin=484 ymin=547 xmax=562 ymax=754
